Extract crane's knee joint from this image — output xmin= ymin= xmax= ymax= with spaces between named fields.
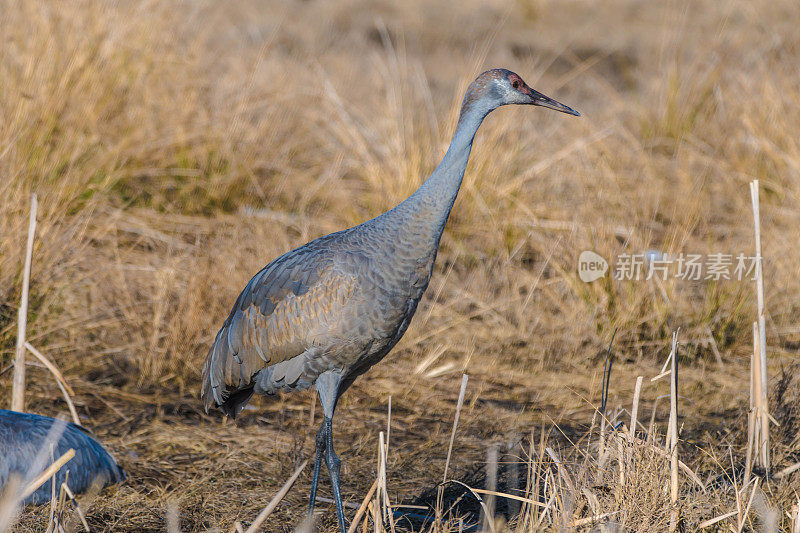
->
xmin=315 ymin=425 xmax=327 ymax=448
xmin=325 ymin=447 xmax=341 ymax=471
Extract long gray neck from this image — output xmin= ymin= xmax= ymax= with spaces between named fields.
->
xmin=381 ymin=101 xmax=492 ymax=254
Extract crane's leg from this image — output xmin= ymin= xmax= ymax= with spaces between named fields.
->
xmin=308 ymin=420 xmax=328 ymax=516
xmin=308 ymin=371 xmax=346 ymax=533
xmin=323 ymin=416 xmax=346 ymax=532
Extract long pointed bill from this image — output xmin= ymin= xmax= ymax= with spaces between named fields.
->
xmin=529 ymin=89 xmax=581 ymax=116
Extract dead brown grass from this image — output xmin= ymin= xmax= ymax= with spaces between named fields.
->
xmin=1 ymin=0 xmax=799 ymax=531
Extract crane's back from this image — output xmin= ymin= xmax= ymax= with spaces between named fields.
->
xmin=0 ymin=409 xmax=125 ymax=504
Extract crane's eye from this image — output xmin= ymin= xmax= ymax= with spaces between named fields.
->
xmin=511 ymin=79 xmax=522 ymax=90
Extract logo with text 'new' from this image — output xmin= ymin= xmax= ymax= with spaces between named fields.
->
xmin=578 ymin=251 xmax=608 ymax=282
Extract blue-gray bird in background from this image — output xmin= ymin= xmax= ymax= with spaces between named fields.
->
xmin=0 ymin=409 xmax=124 ymax=504
xmin=201 ymin=68 xmax=579 ymax=532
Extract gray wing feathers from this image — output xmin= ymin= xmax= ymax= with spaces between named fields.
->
xmin=201 ymin=245 xmax=357 ymax=413
xmin=0 ymin=410 xmax=124 ymax=504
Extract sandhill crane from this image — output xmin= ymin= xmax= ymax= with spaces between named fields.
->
xmin=0 ymin=409 xmax=124 ymax=504
xmin=201 ymin=68 xmax=579 ymax=531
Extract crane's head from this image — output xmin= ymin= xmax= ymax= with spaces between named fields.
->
xmin=460 ymin=68 xmax=580 ymax=119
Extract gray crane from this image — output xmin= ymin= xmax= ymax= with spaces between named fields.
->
xmin=0 ymin=409 xmax=124 ymax=504
xmin=201 ymin=68 xmax=579 ymax=531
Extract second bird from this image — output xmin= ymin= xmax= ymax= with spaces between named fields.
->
xmin=201 ymin=68 xmax=579 ymax=532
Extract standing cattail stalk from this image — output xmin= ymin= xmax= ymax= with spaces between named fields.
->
xmin=11 ymin=194 xmax=38 ymax=413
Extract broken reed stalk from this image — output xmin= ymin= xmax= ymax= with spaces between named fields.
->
xmin=751 ymin=320 xmax=767 ymax=474
xmin=750 ymin=179 xmax=770 ymax=473
xmin=377 ymin=431 xmax=396 ymax=533
xmin=663 ymin=336 xmax=677 ymax=452
xmin=24 ymin=342 xmax=80 ymax=426
xmin=517 ymin=429 xmax=537 ymax=533
xmin=629 ymin=376 xmax=643 ymax=443
xmin=506 ymin=441 xmax=520 ymax=518
xmin=12 ymin=193 xmax=38 ymax=412
xmin=47 ymin=446 xmax=58 ymax=533
xmin=668 ymin=331 xmax=679 ymax=533
xmin=243 ymin=460 xmax=307 ymax=533
xmin=437 ymin=374 xmax=469 ymax=525
xmin=20 ymin=448 xmax=75 ymax=502
xmin=382 ymin=398 xmax=396 ymax=533
xmin=374 ymin=433 xmax=384 ymax=533
xmin=60 ymin=484 xmax=90 ymax=532
xmin=738 ymin=477 xmax=760 ymax=532
xmin=443 ymin=374 xmax=469 ymax=482
xmin=0 ymin=477 xmax=22 ymax=531
xmin=705 ymin=327 xmax=724 ymax=366
xmin=166 ymin=500 xmax=180 ymax=533
xmin=386 ymin=395 xmax=392 ymax=450
xmin=346 ymin=479 xmax=378 ymax=533
xmin=480 ymin=445 xmax=498 ymax=533
xmin=744 ymin=321 xmax=760 ymax=488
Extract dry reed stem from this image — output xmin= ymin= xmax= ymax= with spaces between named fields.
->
xmin=374 ymin=434 xmax=383 ymax=533
xmin=61 ymin=484 xmax=90 ymax=532
xmin=0 ymin=477 xmax=22 ymax=531
xmin=629 ymin=376 xmax=643 ymax=443
xmin=738 ymin=477 xmax=760 ymax=533
xmin=744 ymin=326 xmax=757 ymax=488
xmin=11 ymin=193 xmax=37 ymax=412
xmin=773 ymin=461 xmax=800 ymax=480
xmin=698 ymin=510 xmax=738 ymax=529
xmin=704 ymin=327 xmax=723 ymax=366
xmin=669 ymin=330 xmax=679 ymax=532
xmin=480 ymin=445 xmax=498 ymax=533
xmin=439 ymin=480 xmax=497 ymax=533
xmin=376 ymin=431 xmax=395 ymax=533
xmin=166 ymin=500 xmax=180 ymax=533
xmin=623 ymin=433 xmax=705 ymax=490
xmin=20 ymin=448 xmax=75 ymax=502
xmin=568 ymin=511 xmax=619 ymax=528
xmin=386 ymin=396 xmax=392 ymax=450
xmin=436 ymin=374 xmax=468 ymax=527
xmin=468 ymin=488 xmax=547 ymax=509
xmin=46 ymin=448 xmax=58 ymax=533
xmin=243 ymin=460 xmax=307 ymax=533
xmin=443 ymin=374 xmax=469 ymax=482
xmin=24 ymin=342 xmax=80 ymax=426
xmin=751 ymin=321 xmax=766 ymax=473
xmin=345 ymin=479 xmax=378 ymax=533
xmin=750 ymin=179 xmax=770 ymax=473
xmin=545 ymin=447 xmax=574 ymax=493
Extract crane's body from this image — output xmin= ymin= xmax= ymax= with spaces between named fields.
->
xmin=0 ymin=409 xmax=124 ymax=504
xmin=201 ymin=114 xmax=470 ymax=416
xmin=201 ymin=68 xmax=579 ymax=532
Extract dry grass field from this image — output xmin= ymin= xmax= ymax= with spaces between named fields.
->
xmin=1 ymin=0 xmax=799 ymax=531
